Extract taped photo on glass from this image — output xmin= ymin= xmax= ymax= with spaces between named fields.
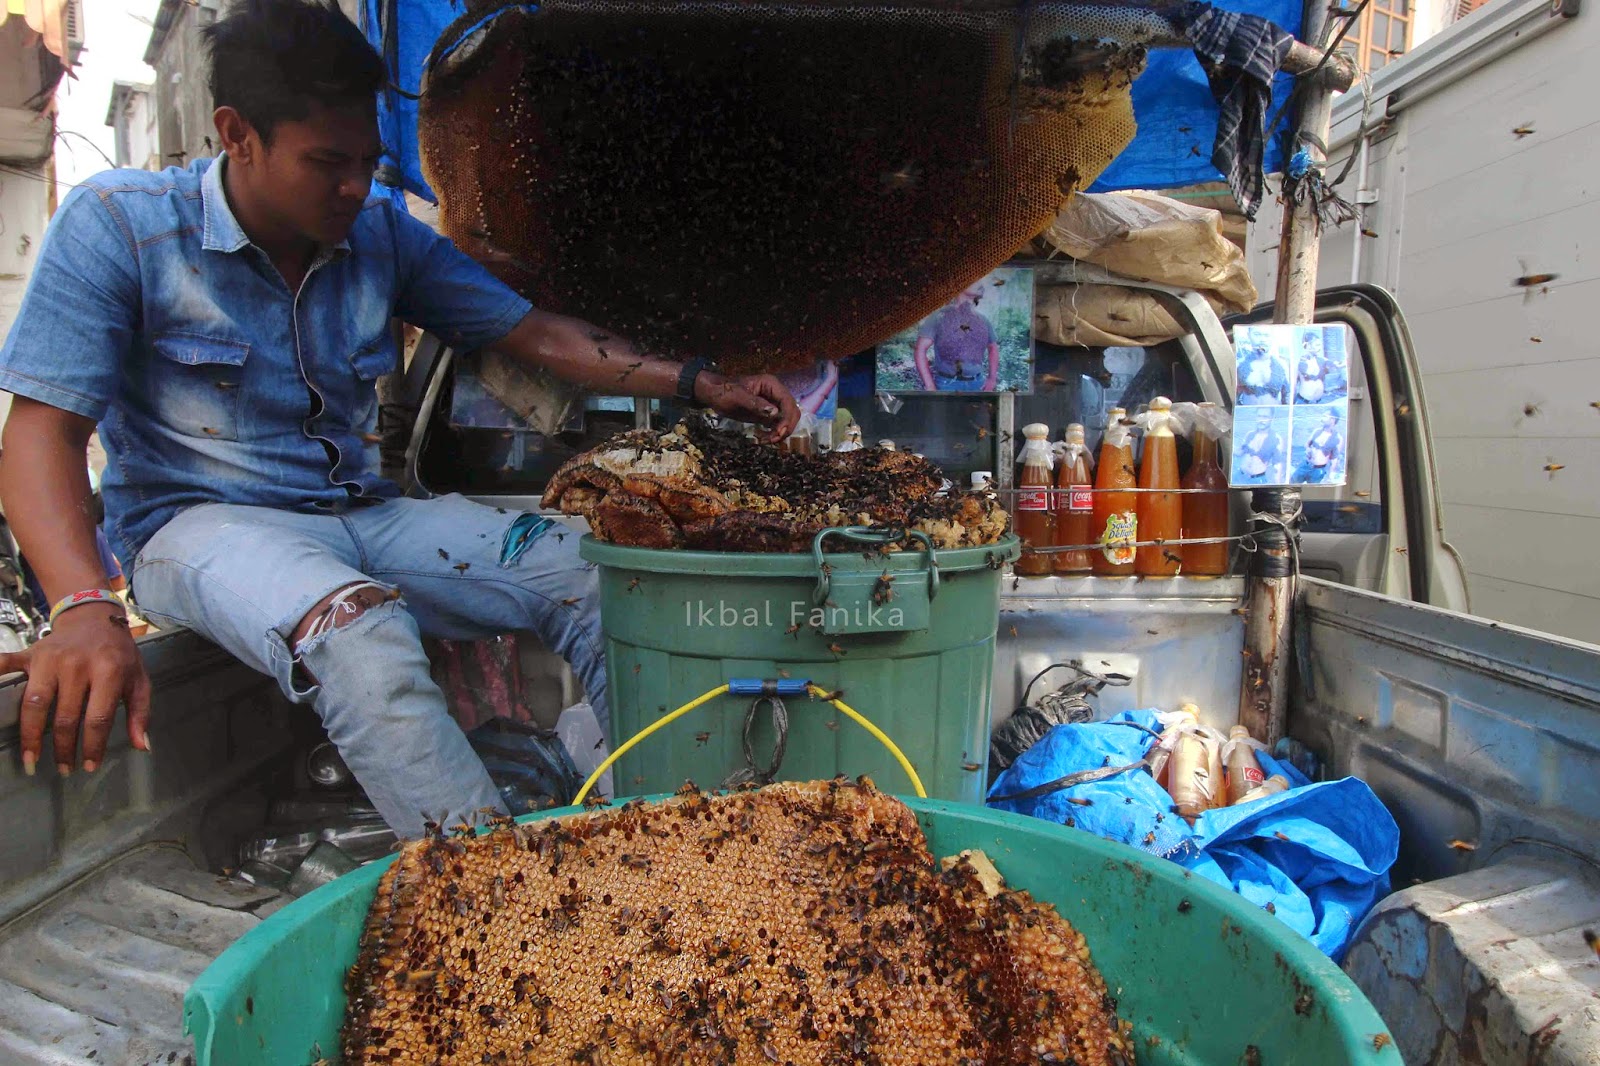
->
xmin=874 ymin=267 xmax=1034 ymax=394
xmin=1233 ymin=324 xmax=1292 ymax=407
xmin=1290 ymin=404 xmax=1348 ymax=486
xmin=1231 ymin=407 xmax=1291 ymax=487
xmin=1292 ymin=324 xmax=1349 ymax=405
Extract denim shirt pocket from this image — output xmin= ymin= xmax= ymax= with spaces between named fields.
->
xmin=149 ymin=332 xmax=251 ymax=441
xmin=351 ymin=328 xmax=399 ymax=382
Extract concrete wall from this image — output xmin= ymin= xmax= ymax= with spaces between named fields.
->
xmin=0 ymin=170 xmax=51 ymax=428
xmin=110 ymin=89 xmax=158 ymax=171
xmin=151 ymin=2 xmax=219 ymax=168
xmin=1247 ymin=1 xmax=1600 ymax=644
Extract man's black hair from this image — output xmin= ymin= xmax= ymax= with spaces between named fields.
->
xmin=203 ymin=0 xmax=386 ymax=142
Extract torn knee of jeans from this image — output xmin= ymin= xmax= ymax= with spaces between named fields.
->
xmin=501 ymin=513 xmax=556 ymax=567
xmin=291 ymin=581 xmax=400 ymax=654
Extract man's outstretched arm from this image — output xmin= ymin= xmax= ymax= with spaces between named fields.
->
xmin=393 ymin=217 xmax=801 ymax=442
xmin=491 ymin=308 xmax=801 ymax=442
xmin=0 ymin=399 xmax=150 ymax=776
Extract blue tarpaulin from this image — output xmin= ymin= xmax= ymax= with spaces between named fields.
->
xmin=988 ymin=710 xmax=1399 ymax=961
xmin=1091 ymin=0 xmax=1302 ymax=194
xmin=363 ymin=0 xmax=1303 ymax=205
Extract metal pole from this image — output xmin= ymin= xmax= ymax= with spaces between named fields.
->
xmin=1239 ymin=1 xmax=1351 ymax=744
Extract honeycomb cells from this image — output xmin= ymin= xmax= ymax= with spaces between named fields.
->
xmin=541 ymin=421 xmax=1010 ymax=551
xmin=342 ymin=779 xmax=1134 ymax=1064
xmin=418 ymin=1 xmax=1144 ymax=376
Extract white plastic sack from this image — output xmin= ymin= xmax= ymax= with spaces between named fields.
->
xmin=1041 ymin=191 xmax=1257 ymax=313
xmin=555 ymin=701 xmax=613 ymax=800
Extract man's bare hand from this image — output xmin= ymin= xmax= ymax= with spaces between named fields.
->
xmin=2 ymin=603 xmax=151 ymax=776
xmin=694 ymin=372 xmax=802 ymax=443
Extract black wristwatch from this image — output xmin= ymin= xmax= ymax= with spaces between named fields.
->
xmin=675 ymin=357 xmax=713 ymax=403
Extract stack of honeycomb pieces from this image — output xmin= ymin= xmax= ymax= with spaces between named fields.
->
xmin=343 ymin=779 xmax=1133 ymax=1064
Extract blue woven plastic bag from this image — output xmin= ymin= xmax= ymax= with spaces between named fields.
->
xmin=1182 ymin=764 xmax=1398 ymax=961
xmin=987 ymin=711 xmax=1398 ymax=960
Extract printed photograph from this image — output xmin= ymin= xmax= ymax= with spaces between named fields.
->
xmin=1231 ymin=407 xmax=1292 ymax=487
xmin=1290 ymin=404 xmax=1348 ymax=485
xmin=1292 ymin=324 xmax=1349 ymax=405
xmin=875 ymin=267 xmax=1034 ymax=394
xmin=1234 ymin=324 xmax=1292 ymax=407
xmin=777 ymin=360 xmax=840 ymax=419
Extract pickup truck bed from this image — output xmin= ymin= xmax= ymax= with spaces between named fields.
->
xmin=0 ymin=577 xmax=1595 ymax=1064
xmin=0 ymin=845 xmax=286 ymax=1066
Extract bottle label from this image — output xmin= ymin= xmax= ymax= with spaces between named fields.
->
xmin=1016 ymin=488 xmax=1050 ymax=511
xmin=1101 ymin=511 xmax=1137 ymax=564
xmin=1243 ymin=766 xmax=1265 ymax=787
xmin=1068 ymin=487 xmax=1093 ymax=513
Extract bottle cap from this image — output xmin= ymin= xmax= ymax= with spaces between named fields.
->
xmin=1229 ymin=725 xmax=1251 ymax=740
xmin=971 ymin=471 xmax=994 ymax=489
xmin=877 ymin=440 xmax=897 ymax=451
xmin=1022 ymin=422 xmax=1049 ymax=439
xmin=1065 ymin=423 xmax=1085 ymax=443
xmin=1151 ymin=396 xmax=1172 ymax=411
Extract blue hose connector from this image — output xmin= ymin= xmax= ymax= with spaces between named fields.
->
xmin=727 ymin=678 xmax=811 ymax=697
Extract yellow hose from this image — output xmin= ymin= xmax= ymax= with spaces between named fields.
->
xmin=573 ymin=684 xmax=730 ymax=805
xmin=571 ymin=682 xmax=927 ymax=805
xmin=804 ymin=683 xmax=927 ymax=799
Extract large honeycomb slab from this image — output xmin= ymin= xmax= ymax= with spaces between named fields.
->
xmin=343 ymin=779 xmax=1133 ymax=1064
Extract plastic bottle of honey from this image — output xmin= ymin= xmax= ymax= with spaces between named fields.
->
xmin=1091 ymin=408 xmax=1137 ymax=576
xmin=1052 ymin=424 xmax=1094 ymax=574
xmin=1222 ymin=725 xmax=1266 ymax=805
xmin=1165 ymin=704 xmax=1223 ymax=822
xmin=1013 ymin=423 xmax=1056 ymax=576
xmin=1236 ymin=774 xmax=1290 ymax=805
xmin=1135 ymin=397 xmax=1182 ymax=577
xmin=1182 ymin=402 xmax=1230 ymax=576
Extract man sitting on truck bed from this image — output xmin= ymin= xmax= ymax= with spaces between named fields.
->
xmin=0 ymin=0 xmax=798 ymax=837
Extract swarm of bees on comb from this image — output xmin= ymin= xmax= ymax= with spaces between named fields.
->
xmin=342 ymin=779 xmax=1133 ymax=1064
xmin=543 ymin=421 xmax=1009 ymax=552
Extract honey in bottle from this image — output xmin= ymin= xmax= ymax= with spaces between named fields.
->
xmin=1013 ymin=422 xmax=1056 ymax=576
xmin=1135 ymin=397 xmax=1182 ymax=577
xmin=1091 ymin=408 xmax=1137 ymax=576
xmin=1052 ymin=424 xmax=1094 ymax=573
xmin=1165 ymin=704 xmax=1224 ymax=822
xmin=1182 ymin=402 xmax=1230 ymax=576
xmin=1222 ymin=724 xmax=1266 ymax=805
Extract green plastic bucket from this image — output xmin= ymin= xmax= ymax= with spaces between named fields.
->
xmin=184 ymin=799 xmax=1401 ymax=1065
xmin=579 ymin=530 xmax=1020 ymax=804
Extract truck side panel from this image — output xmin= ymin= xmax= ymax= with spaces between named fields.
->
xmin=1249 ymin=0 xmax=1600 ymax=642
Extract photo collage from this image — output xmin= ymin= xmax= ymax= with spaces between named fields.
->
xmin=1230 ymin=323 xmax=1350 ymax=487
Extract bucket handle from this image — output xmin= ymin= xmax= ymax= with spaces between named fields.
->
xmin=571 ymin=681 xmax=928 ymax=805
xmin=810 ymin=526 xmax=940 ymax=607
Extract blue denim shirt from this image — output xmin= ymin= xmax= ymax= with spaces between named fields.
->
xmin=0 ymin=157 xmax=532 ymax=564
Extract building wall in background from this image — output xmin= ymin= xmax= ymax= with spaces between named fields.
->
xmin=107 ymin=82 xmax=157 ymax=170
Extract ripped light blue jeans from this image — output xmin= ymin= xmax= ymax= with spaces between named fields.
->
xmin=128 ymin=494 xmax=607 ymax=838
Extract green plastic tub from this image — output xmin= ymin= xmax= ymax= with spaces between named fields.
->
xmin=184 ymin=799 xmax=1401 ymax=1065
xmin=579 ymin=529 xmax=1020 ymax=804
